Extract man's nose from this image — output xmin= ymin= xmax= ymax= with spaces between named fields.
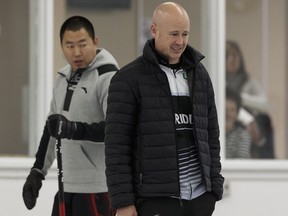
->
xmin=175 ymin=36 xmax=184 ymax=44
xmin=73 ymin=46 xmax=81 ymax=56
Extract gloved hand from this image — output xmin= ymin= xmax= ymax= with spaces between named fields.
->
xmin=22 ymin=169 xmax=45 ymax=210
xmin=48 ymin=114 xmax=77 ymax=139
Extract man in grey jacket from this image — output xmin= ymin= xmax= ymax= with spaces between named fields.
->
xmin=105 ymin=2 xmax=224 ymax=216
xmin=22 ymin=16 xmax=118 ymax=216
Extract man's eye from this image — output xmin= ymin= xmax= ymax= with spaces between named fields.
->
xmin=79 ymin=43 xmax=86 ymax=48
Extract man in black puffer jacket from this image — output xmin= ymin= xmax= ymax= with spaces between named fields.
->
xmin=105 ymin=2 xmax=224 ymax=216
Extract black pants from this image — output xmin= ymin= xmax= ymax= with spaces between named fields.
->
xmin=136 ymin=192 xmax=217 ymax=216
xmin=51 ymin=192 xmax=114 ymax=216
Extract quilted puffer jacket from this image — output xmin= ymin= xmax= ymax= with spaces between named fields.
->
xmin=105 ymin=39 xmax=224 ymax=209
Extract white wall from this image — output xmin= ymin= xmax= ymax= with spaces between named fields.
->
xmin=214 ymin=161 xmax=288 ymax=216
xmin=0 ymin=158 xmax=57 ymax=216
xmin=1 ymin=158 xmax=288 ymax=215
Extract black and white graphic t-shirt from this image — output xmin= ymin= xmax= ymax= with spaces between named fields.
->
xmin=160 ymin=64 xmax=205 ymax=200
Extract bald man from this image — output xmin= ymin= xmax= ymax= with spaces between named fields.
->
xmin=105 ymin=2 xmax=224 ymax=216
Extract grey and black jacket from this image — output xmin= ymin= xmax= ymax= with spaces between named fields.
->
xmin=32 ymin=48 xmax=118 ymax=193
xmin=105 ymin=39 xmax=224 ymax=209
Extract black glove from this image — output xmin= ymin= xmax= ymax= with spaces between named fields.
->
xmin=47 ymin=114 xmax=77 ymax=139
xmin=22 ymin=169 xmax=45 ymax=210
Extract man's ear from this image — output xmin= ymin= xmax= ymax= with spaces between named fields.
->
xmin=151 ymin=23 xmax=157 ymax=37
xmin=93 ymin=36 xmax=99 ymax=46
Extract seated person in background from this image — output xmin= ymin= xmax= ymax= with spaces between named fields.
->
xmin=226 ymin=87 xmax=252 ymax=159
xmin=249 ymin=113 xmax=275 ymax=159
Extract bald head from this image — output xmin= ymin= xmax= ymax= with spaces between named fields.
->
xmin=151 ymin=2 xmax=190 ymax=64
xmin=152 ymin=2 xmax=190 ymax=27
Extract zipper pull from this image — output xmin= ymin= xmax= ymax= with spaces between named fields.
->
xmin=140 ymin=173 xmax=143 ymax=185
xmin=178 ymin=196 xmax=183 ymax=206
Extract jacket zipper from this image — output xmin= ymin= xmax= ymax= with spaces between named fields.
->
xmin=139 ymin=128 xmax=144 ymax=187
xmin=169 ymin=68 xmax=183 ymax=203
xmin=189 ymin=65 xmax=207 ymax=189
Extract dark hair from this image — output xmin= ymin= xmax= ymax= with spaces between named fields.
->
xmin=226 ymin=40 xmax=249 ymax=91
xmin=226 ymin=87 xmax=242 ymax=113
xmin=60 ymin=16 xmax=95 ymax=43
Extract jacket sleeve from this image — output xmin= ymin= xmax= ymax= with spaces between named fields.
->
xmin=31 ymin=85 xmax=59 ymax=176
xmin=105 ymin=71 xmax=137 ymax=209
xmin=32 ymin=121 xmax=56 ymax=176
xmin=206 ymin=72 xmax=224 ymax=200
xmin=73 ymin=121 xmax=105 ymax=142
